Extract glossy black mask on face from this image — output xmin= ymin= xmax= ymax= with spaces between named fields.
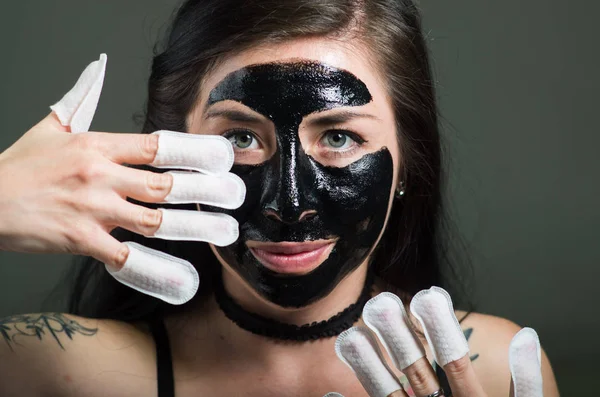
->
xmin=205 ymin=62 xmax=394 ymax=308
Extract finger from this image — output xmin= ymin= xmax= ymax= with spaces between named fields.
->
xmin=363 ymin=293 xmax=442 ymax=396
xmin=410 ymin=287 xmax=485 ymax=397
xmin=104 ymin=202 xmax=239 ymax=247
xmin=78 ymin=132 xmax=163 ymax=165
xmin=75 ymin=130 xmax=235 ymax=174
xmin=36 ymin=111 xmax=70 ymax=133
xmin=509 ymin=328 xmax=543 ymax=397
xmin=335 ymin=327 xmax=407 ymax=397
xmin=151 ymin=209 xmax=239 ymax=246
xmin=80 ymin=224 xmax=130 ymax=271
xmin=111 ymin=164 xmax=245 ymax=209
xmin=50 ymin=54 xmax=106 ymax=134
xmin=387 ymin=391 xmax=408 ymax=397
xmin=149 ymin=130 xmax=234 ymax=175
xmin=104 ymin=241 xmax=199 ymax=305
xmin=157 ymin=171 xmax=245 ymax=209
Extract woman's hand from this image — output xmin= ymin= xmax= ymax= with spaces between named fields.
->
xmin=0 ymin=54 xmax=245 ymax=304
xmin=327 ymin=288 xmax=545 ymax=397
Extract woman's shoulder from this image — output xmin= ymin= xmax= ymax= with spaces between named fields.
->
xmin=453 ymin=310 xmax=558 ymax=396
xmin=456 ymin=309 xmax=522 ymax=351
xmin=0 ymin=312 xmax=157 ymax=397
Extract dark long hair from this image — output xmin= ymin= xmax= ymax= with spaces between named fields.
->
xmin=60 ymin=0 xmax=472 ymax=322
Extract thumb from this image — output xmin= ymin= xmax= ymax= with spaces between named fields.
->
xmin=49 ymin=53 xmax=107 ymax=134
xmin=509 ymin=327 xmax=543 ymax=397
xmin=35 ymin=111 xmax=71 ymax=133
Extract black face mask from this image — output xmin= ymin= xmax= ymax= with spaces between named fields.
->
xmin=204 ymin=61 xmax=394 ymax=308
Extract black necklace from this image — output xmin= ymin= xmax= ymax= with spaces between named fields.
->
xmin=214 ymin=270 xmax=375 ymax=341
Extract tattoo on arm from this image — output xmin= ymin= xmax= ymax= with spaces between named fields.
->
xmin=0 ymin=313 xmax=98 ymax=351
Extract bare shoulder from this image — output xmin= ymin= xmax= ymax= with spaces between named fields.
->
xmin=0 ymin=312 xmax=157 ymax=397
xmin=455 ymin=310 xmax=559 ymax=397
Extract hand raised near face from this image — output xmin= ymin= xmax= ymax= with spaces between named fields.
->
xmin=0 ymin=54 xmax=245 ymax=304
xmin=325 ymin=288 xmax=544 ymax=397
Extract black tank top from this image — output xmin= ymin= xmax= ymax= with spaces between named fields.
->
xmin=148 ymin=317 xmax=453 ymax=397
xmin=148 ymin=317 xmax=175 ymax=397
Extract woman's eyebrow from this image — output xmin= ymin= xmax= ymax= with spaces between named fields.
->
xmin=306 ymin=110 xmax=380 ymax=127
xmin=204 ymin=108 xmax=265 ymax=123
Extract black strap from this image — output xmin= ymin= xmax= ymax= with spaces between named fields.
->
xmin=435 ymin=364 xmax=453 ymax=396
xmin=149 ymin=317 xmax=175 ymax=397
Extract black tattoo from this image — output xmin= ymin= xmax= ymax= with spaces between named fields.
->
xmin=0 ymin=313 xmax=97 ymax=351
xmin=432 ymin=327 xmax=479 ymax=372
xmin=463 ymin=327 xmax=480 ymax=361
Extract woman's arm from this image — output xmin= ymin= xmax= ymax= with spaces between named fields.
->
xmin=0 ymin=313 xmax=156 ymax=397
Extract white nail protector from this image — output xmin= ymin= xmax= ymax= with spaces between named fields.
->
xmin=162 ymin=171 xmax=246 ymax=209
xmin=363 ymin=292 xmax=426 ymax=370
xmin=150 ymin=208 xmax=239 ymax=246
xmin=105 ymin=241 xmax=199 ymax=305
xmin=410 ymin=287 xmax=469 ymax=367
xmin=323 ymin=394 xmax=345 ymax=397
xmin=509 ymin=328 xmax=543 ymax=397
xmin=50 ymin=53 xmax=106 ymax=134
xmin=335 ymin=327 xmax=403 ymax=397
xmin=150 ymin=130 xmax=234 ymax=175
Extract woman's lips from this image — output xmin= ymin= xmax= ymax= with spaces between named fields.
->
xmin=247 ymin=240 xmax=336 ymax=275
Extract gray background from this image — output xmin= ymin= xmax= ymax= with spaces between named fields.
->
xmin=0 ymin=0 xmax=596 ymax=394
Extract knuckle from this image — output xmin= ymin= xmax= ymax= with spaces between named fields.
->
xmin=140 ymin=208 xmax=162 ymax=231
xmin=111 ymin=244 xmax=130 ymax=269
xmin=140 ymin=134 xmax=160 ymax=161
xmin=76 ymin=159 xmax=106 ymax=183
xmin=407 ymin=362 xmax=432 ymax=389
xmin=444 ymin=355 xmax=471 ymax=377
xmin=64 ymin=222 xmax=93 ymax=254
xmin=147 ymin=172 xmax=173 ymax=196
xmin=73 ymin=133 xmax=98 ymax=152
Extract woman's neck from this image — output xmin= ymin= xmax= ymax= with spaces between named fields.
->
xmin=169 ymin=264 xmax=370 ymax=367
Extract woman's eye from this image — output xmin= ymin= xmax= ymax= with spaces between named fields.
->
xmin=225 ymin=130 xmax=259 ymax=149
xmin=321 ymin=130 xmax=358 ymax=150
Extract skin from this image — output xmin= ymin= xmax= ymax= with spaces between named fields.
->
xmin=0 ymin=37 xmax=560 ymax=397
xmin=188 ymin=37 xmax=400 ymax=324
xmin=203 ymin=61 xmax=395 ymax=308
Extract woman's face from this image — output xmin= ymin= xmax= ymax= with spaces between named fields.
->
xmin=187 ymin=37 xmax=401 ymax=308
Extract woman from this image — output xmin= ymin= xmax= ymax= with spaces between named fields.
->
xmin=0 ymin=0 xmax=558 ymax=396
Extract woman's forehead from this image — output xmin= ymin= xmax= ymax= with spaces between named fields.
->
xmin=198 ymin=38 xmax=384 ymax=107
xmin=206 ymin=62 xmax=373 ymax=123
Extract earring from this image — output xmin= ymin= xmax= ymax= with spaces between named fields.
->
xmin=395 ymin=181 xmax=406 ymax=199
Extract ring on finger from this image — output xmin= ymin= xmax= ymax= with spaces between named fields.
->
xmin=424 ymin=389 xmax=445 ymax=397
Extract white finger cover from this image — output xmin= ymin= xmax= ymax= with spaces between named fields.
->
xmin=105 ymin=241 xmax=199 ymax=305
xmin=50 ymin=53 xmax=106 ymax=134
xmin=509 ymin=328 xmax=543 ymax=397
xmin=335 ymin=327 xmax=402 ymax=397
xmin=363 ymin=292 xmax=426 ymax=370
xmin=162 ymin=171 xmax=245 ymax=208
xmin=410 ymin=287 xmax=469 ymax=367
xmin=49 ymin=54 xmax=242 ymax=304
xmin=323 ymin=394 xmax=345 ymax=397
xmin=150 ymin=130 xmax=234 ymax=175
xmin=151 ymin=209 xmax=239 ymax=246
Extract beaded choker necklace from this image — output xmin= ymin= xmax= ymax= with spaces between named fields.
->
xmin=214 ymin=270 xmax=375 ymax=341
